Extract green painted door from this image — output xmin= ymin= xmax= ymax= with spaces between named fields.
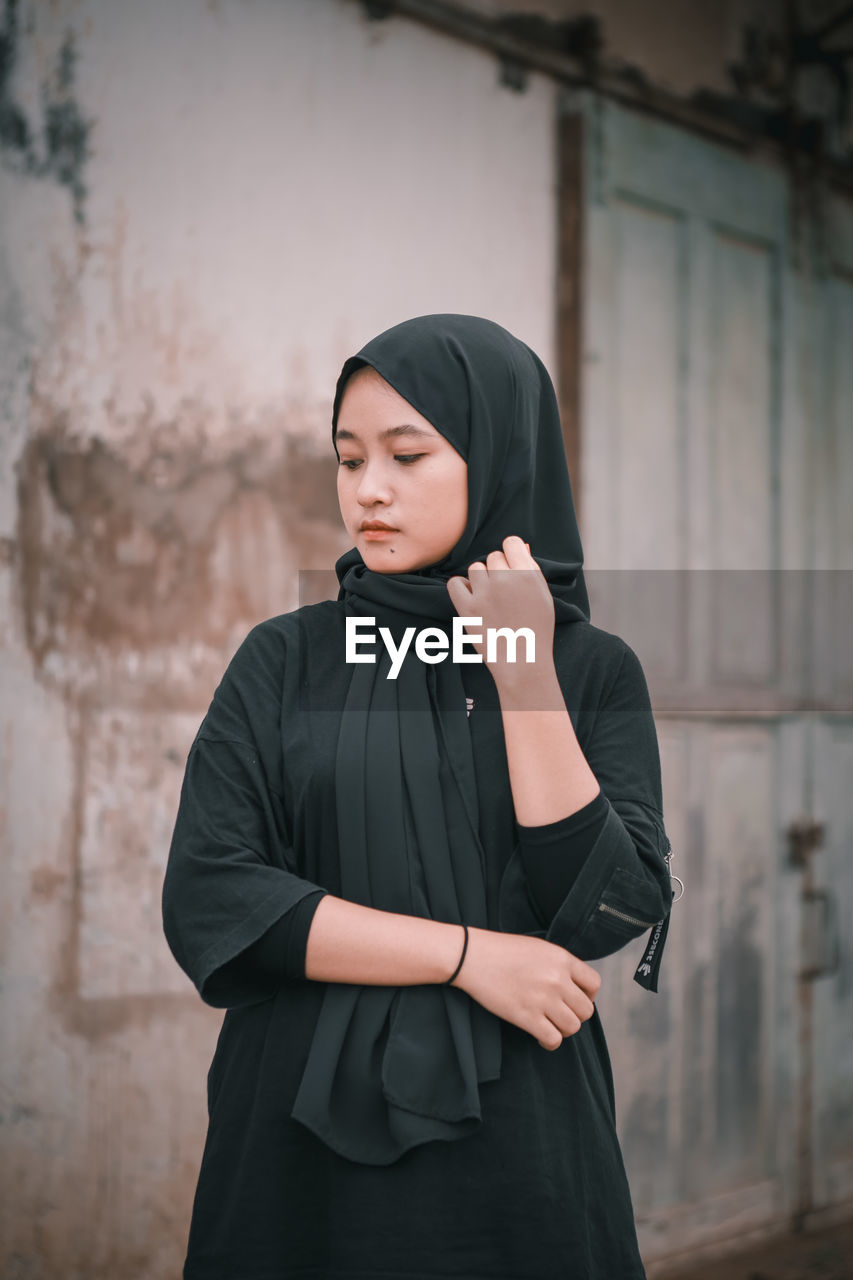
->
xmin=562 ymin=89 xmax=853 ymax=1261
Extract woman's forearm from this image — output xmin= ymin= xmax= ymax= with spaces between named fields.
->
xmin=496 ymin=661 xmax=600 ymax=826
xmin=303 ymin=893 xmax=467 ymax=986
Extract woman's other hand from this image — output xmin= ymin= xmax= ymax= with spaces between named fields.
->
xmin=451 ymin=926 xmax=602 ymax=1051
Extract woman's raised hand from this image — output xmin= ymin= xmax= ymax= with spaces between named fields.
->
xmin=450 ymin=926 xmax=602 ymax=1051
xmin=446 ymin=535 xmax=555 ymax=689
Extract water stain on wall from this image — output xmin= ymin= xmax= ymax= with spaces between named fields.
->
xmin=16 ymin=415 xmax=344 ymax=687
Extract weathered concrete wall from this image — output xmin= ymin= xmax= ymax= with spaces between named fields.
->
xmin=4 ymin=0 xmax=848 ymax=1274
xmin=0 ymin=1 xmax=558 ymax=1273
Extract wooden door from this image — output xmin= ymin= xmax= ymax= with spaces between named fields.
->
xmin=558 ymin=90 xmax=853 ymax=1263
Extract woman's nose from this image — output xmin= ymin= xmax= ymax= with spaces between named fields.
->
xmin=356 ymin=459 xmax=393 ymax=505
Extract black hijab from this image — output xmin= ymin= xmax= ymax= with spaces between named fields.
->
xmin=289 ymin=314 xmax=590 ymax=1165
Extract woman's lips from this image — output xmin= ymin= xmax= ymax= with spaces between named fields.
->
xmin=362 ymin=527 xmax=398 ymax=540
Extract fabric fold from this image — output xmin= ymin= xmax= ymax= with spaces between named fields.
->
xmin=290 ymin=624 xmax=503 ymax=1164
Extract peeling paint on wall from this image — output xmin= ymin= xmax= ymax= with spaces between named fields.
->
xmin=0 ymin=0 xmax=93 ymax=225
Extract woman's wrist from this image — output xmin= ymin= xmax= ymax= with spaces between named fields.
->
xmin=445 ymin=924 xmax=469 ymax=986
xmin=303 ymin=894 xmax=482 ymax=988
xmin=493 ymin=658 xmax=563 ymax=709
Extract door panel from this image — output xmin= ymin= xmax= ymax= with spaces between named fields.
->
xmin=563 ymin=90 xmax=853 ymax=1260
xmin=813 ymin=720 xmax=853 ymax=1209
xmin=811 ymin=196 xmax=853 ymax=1214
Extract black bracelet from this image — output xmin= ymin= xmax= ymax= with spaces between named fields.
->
xmin=445 ymin=924 xmax=469 ymax=985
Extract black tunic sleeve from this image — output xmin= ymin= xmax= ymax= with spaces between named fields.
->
xmin=161 ymin=622 xmax=329 ymax=1009
xmin=515 ymin=788 xmax=608 ymax=922
xmin=197 ymin=888 xmax=329 ymax=1005
xmin=498 ymin=640 xmax=673 ymax=966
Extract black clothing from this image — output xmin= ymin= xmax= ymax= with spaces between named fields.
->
xmin=163 ymin=605 xmax=672 ymax=1279
xmin=317 ymin=315 xmax=595 ymax=1165
xmin=517 ymin=787 xmax=609 ymax=922
xmin=162 ymin=313 xmax=673 ymax=1277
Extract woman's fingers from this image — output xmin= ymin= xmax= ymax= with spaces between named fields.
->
xmin=539 ymin=987 xmax=596 ymax=1050
xmin=556 ymin=1005 xmax=583 ymax=1037
xmin=538 ymin=1023 xmax=566 ymax=1052
xmin=572 ymin=990 xmax=596 ymax=1023
xmin=570 ymin=957 xmax=602 ymax=1001
xmin=470 ymin=537 xmax=534 ymax=573
xmin=536 ymin=967 xmax=599 ymax=1050
xmin=452 ymin=929 xmax=601 ymax=1053
xmin=462 ymin=537 xmax=535 ymax=578
xmin=445 ymin=575 xmax=473 ymax=615
xmin=501 ymin=534 xmax=535 ymax=568
xmin=538 ymin=1004 xmax=582 ymax=1051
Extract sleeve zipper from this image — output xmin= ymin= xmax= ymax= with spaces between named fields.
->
xmin=598 ymin=902 xmax=659 ymax=929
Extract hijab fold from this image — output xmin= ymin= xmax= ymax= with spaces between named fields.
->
xmin=290 ymin=315 xmax=590 ymax=1164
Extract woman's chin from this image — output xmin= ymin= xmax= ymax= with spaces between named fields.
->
xmin=361 ymin=544 xmax=403 ymax=572
xmin=362 ymin=550 xmax=426 ymax=575
xmin=357 ymin=537 xmax=445 ymax=575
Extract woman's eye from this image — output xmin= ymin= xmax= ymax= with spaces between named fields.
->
xmin=338 ymin=454 xmax=424 ymax=470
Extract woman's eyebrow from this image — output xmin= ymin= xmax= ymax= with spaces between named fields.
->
xmin=336 ymin=424 xmax=435 ymax=442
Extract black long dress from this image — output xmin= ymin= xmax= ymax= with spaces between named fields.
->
xmin=162 ymin=599 xmax=673 ymax=1280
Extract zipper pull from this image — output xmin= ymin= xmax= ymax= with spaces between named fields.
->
xmin=633 ymin=836 xmax=678 ymax=992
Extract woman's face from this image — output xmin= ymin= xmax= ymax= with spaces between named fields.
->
xmin=335 ymin=366 xmax=468 ymax=573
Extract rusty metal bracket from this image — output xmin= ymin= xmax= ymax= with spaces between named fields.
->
xmin=786 ymin=816 xmax=826 ymax=868
xmin=498 ymin=55 xmax=529 ymax=93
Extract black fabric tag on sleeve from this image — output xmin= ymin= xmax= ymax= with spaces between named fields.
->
xmin=633 ymin=910 xmax=671 ymax=992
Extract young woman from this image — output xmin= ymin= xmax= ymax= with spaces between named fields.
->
xmin=162 ymin=313 xmax=674 ymax=1280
